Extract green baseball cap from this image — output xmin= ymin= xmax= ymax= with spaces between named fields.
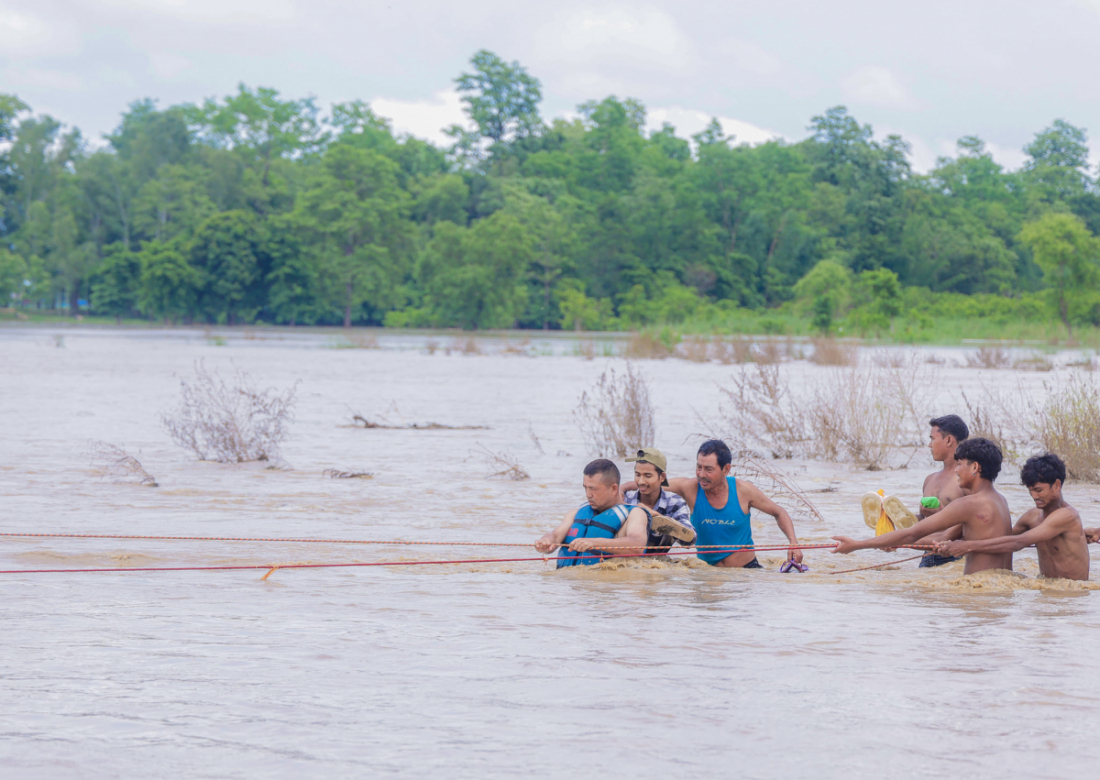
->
xmin=625 ymin=447 xmax=669 ymax=484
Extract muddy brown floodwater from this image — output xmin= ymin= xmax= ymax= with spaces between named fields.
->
xmin=3 ymin=327 xmax=1100 ymax=778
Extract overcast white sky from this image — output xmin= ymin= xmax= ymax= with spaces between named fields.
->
xmin=3 ymin=0 xmax=1100 ymax=172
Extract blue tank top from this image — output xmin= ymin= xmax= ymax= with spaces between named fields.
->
xmin=692 ymin=477 xmax=754 ymax=564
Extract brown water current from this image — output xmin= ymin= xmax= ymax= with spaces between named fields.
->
xmin=3 ymin=327 xmax=1100 ymax=778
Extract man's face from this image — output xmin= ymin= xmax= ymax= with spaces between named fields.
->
xmin=584 ymin=474 xmax=619 ymax=511
xmin=929 ymin=427 xmax=952 ymax=462
xmin=634 ymin=463 xmax=662 ymax=496
xmin=1027 ymin=480 xmax=1062 ymax=509
xmin=955 ymin=458 xmax=979 ymax=489
xmin=696 ymin=453 xmax=730 ymax=490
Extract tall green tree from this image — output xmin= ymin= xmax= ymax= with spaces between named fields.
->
xmin=454 ymin=50 xmax=543 ymax=150
xmin=189 ymin=210 xmax=267 ymax=324
xmin=137 ymin=240 xmax=200 ymax=324
xmin=90 ymin=244 xmax=140 ymax=321
xmin=420 ymin=213 xmax=533 ymax=329
xmin=1023 ymin=120 xmax=1093 ymax=202
xmin=1018 ymin=213 xmax=1100 ymax=338
xmin=295 ymin=145 xmax=412 ymax=326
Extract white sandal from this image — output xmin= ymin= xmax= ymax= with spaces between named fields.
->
xmin=861 ymin=492 xmax=883 ymax=529
xmin=882 ymin=496 xmax=918 ymax=529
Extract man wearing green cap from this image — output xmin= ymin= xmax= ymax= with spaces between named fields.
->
xmin=622 ymin=447 xmax=696 ymax=552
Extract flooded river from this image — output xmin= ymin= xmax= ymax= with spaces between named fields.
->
xmin=3 ymin=327 xmax=1100 ymax=778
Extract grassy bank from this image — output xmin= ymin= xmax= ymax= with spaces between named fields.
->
xmin=4 ymin=306 xmax=1096 ymax=349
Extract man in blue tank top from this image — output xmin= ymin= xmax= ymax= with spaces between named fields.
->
xmin=663 ymin=440 xmax=803 ymax=569
xmin=534 ymin=459 xmax=651 ymax=567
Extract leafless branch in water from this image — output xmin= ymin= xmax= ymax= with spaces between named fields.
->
xmin=323 ymin=469 xmax=374 ymax=479
xmin=471 ymin=444 xmax=530 ymax=481
xmin=528 ymin=424 xmax=545 ymax=454
xmin=88 ymin=441 xmax=158 ymax=486
xmin=345 ymin=410 xmax=488 ymax=430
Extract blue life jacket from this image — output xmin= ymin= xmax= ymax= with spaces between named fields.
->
xmin=556 ymin=503 xmax=639 ymax=569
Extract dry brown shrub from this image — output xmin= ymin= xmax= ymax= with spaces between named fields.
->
xmin=457 ymin=337 xmax=481 ymax=355
xmin=808 ymin=366 xmax=914 ymax=469
xmin=624 ymin=332 xmax=675 ymax=360
xmin=960 ymin=385 xmax=1026 ymax=464
xmin=966 ymin=346 xmax=1012 ymax=369
xmin=89 ymin=441 xmax=158 ymax=486
xmin=871 ymin=349 xmax=913 ymax=368
xmin=576 ymin=340 xmax=597 ymax=360
xmin=330 ymin=334 xmax=379 ymax=349
xmin=574 ymin=362 xmax=656 ymax=457
xmin=711 ymin=337 xmax=753 ymax=364
xmin=1033 ymin=375 xmax=1100 ymax=482
xmin=783 ymin=338 xmax=807 ymax=361
xmin=1013 ymin=353 xmax=1054 ymax=372
xmin=722 ymin=356 xmax=936 ymax=469
xmin=424 ymin=339 xmax=439 ymax=355
xmin=502 ymin=338 xmax=531 ymax=356
xmin=676 ymin=336 xmax=711 ymax=363
xmin=810 ymin=339 xmax=858 ymax=366
xmin=723 ymin=363 xmax=808 ymax=459
xmin=162 ymin=361 xmax=298 ymax=463
xmin=472 ymin=444 xmax=530 ymax=481
xmin=753 ymin=341 xmax=783 ymax=365
xmin=323 ymin=469 xmax=373 ymax=479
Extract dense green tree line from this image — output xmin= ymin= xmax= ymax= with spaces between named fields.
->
xmin=2 ymin=51 xmax=1099 ymax=332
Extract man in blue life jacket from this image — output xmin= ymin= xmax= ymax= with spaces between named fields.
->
xmin=662 ymin=439 xmax=803 ymax=569
xmin=534 ymin=459 xmax=651 ymax=568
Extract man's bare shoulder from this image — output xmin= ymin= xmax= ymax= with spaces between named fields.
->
xmin=1045 ymin=504 xmax=1083 ymax=529
xmin=945 ymin=489 xmax=1008 ymax=515
xmin=938 ymin=474 xmax=967 ymax=502
xmin=1016 ymin=507 xmax=1043 ymax=528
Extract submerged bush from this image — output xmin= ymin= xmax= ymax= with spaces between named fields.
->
xmin=574 ymin=362 xmax=656 ymax=457
xmin=723 ymin=355 xmax=934 ymax=470
xmin=162 ymin=361 xmax=298 ymax=463
xmin=1034 ymin=375 xmax=1100 ymax=482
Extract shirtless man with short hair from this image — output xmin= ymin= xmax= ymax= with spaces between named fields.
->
xmin=933 ymin=453 xmax=1089 ymax=581
xmin=915 ymin=414 xmax=970 ymax=567
xmin=833 ymin=438 xmax=1013 ymax=575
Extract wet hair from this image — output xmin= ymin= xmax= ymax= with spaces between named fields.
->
xmin=583 ymin=458 xmax=620 ymax=485
xmin=929 ymin=415 xmax=969 ymax=443
xmin=697 ymin=439 xmax=732 ymax=468
xmin=955 ymin=437 xmax=1002 ymax=482
xmin=1021 ymin=453 xmax=1066 ymax=488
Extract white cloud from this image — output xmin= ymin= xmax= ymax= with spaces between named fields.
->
xmin=90 ymin=0 xmax=296 ymax=23
xmin=983 ymin=140 xmax=1028 ymax=171
xmin=148 ymin=52 xmax=192 ymax=79
xmin=0 ymin=8 xmax=69 ymax=54
xmin=841 ymin=65 xmax=915 ymax=110
xmin=647 ymin=106 xmax=782 ymax=146
xmin=536 ymin=4 xmax=699 ymax=91
xmin=370 ymin=90 xmax=466 ymax=147
xmin=2 ymin=66 xmax=85 ymax=92
xmin=726 ymin=39 xmax=783 ymax=78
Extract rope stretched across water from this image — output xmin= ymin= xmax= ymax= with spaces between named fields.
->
xmin=0 ymin=531 xmax=839 ymax=551
xmin=0 ymin=539 xmax=935 ymax=578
